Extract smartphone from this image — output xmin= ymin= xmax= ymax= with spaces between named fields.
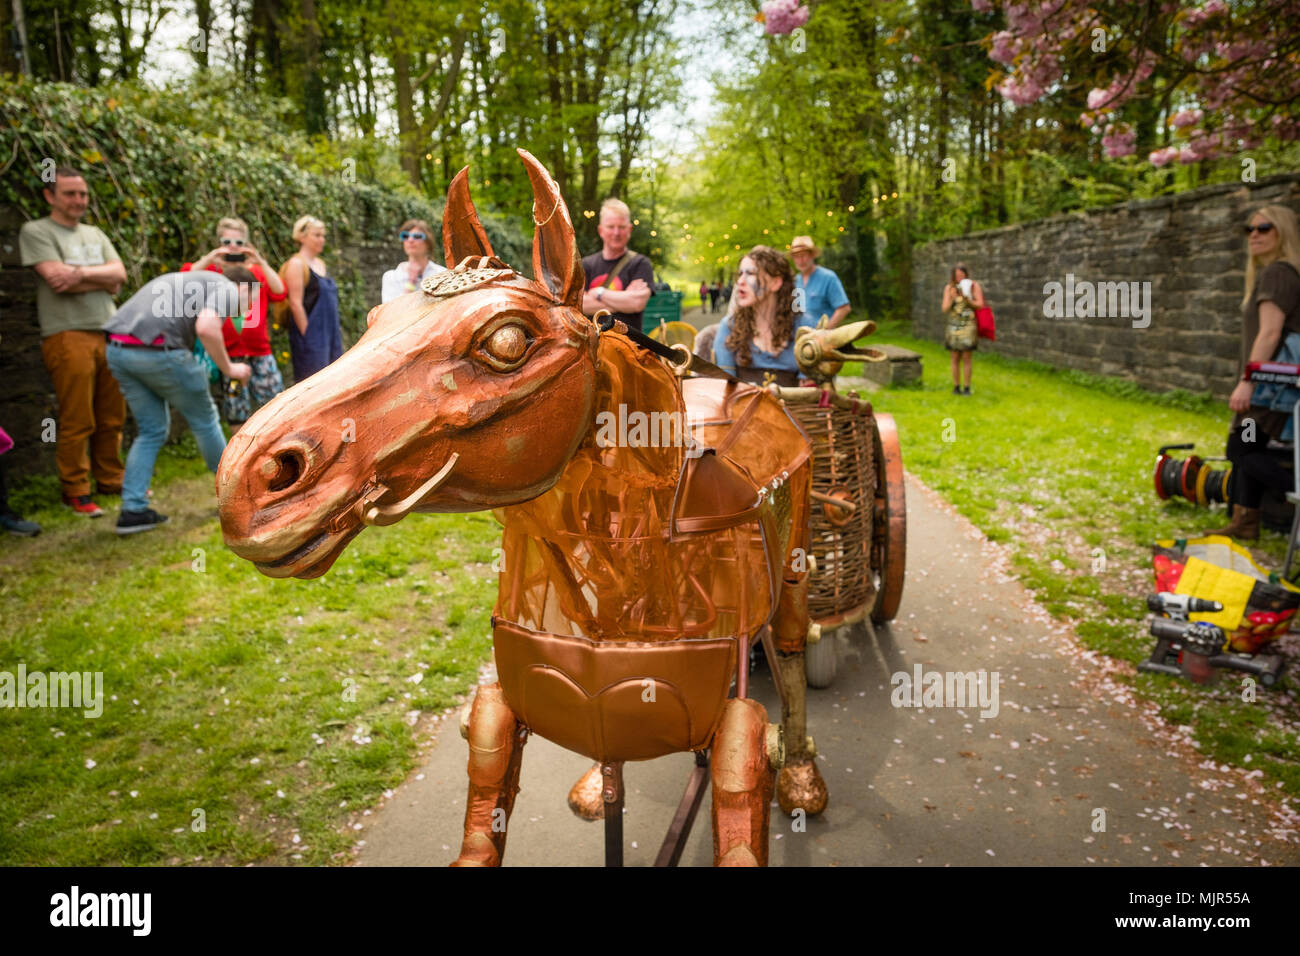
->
xmin=224 ymin=252 xmax=247 ymax=262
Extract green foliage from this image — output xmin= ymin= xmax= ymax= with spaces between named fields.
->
xmin=684 ymin=0 xmax=1300 ymax=321
xmin=0 ymin=75 xmax=530 ymax=324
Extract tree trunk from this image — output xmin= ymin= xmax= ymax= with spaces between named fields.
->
xmin=194 ymin=0 xmax=213 ymax=71
xmin=300 ymin=0 xmax=326 ymax=135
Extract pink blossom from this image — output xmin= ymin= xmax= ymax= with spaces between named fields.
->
xmin=1149 ymin=146 xmax=1180 ymax=167
xmin=1086 ymin=88 xmax=1111 ymax=110
xmin=1102 ymin=123 xmax=1137 ymax=158
xmin=761 ymin=0 xmax=810 ymax=35
xmin=1177 ymin=147 xmax=1200 ymax=165
xmin=970 ymin=0 xmax=993 ymax=12
xmin=1169 ymin=108 xmax=1203 ymax=129
xmin=989 ymin=30 xmax=1018 ymax=65
xmin=998 ymin=76 xmax=1045 ymax=107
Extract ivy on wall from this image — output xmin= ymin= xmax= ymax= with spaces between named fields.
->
xmin=0 ymin=76 xmax=531 ymax=348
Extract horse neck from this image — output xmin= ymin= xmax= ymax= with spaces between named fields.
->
xmin=503 ymin=332 xmax=686 ymax=540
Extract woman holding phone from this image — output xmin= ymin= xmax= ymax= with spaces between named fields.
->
xmin=182 ymin=217 xmax=287 ymax=424
xmin=941 ymin=263 xmax=985 ymax=395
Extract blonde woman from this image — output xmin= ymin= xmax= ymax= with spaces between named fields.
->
xmin=381 ymin=218 xmax=447 ymax=303
xmin=1206 ymin=204 xmax=1300 ymax=540
xmin=285 ymin=215 xmax=342 ymax=382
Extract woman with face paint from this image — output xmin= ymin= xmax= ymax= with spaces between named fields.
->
xmin=712 ymin=245 xmax=820 ymax=387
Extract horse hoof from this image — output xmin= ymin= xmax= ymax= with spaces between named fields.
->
xmin=450 ymin=832 xmax=500 ymax=866
xmin=716 ymin=845 xmax=760 ymax=867
xmin=777 ymin=755 xmax=828 ymax=817
xmin=567 ymin=763 xmax=605 ymax=821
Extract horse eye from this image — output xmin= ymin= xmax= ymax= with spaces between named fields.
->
xmin=481 ymin=324 xmax=530 ymax=369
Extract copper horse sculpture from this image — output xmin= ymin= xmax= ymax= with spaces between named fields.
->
xmin=216 ymin=149 xmax=828 ymax=866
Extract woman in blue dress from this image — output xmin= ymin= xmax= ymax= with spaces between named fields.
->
xmin=284 ymin=215 xmax=343 ymax=383
xmin=712 ymin=245 xmax=819 ymax=387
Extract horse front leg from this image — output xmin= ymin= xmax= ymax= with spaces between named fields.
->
xmin=712 ymin=696 xmax=777 ymax=866
xmin=451 ymin=682 xmax=528 ymax=867
xmin=770 ymin=534 xmax=829 ymax=818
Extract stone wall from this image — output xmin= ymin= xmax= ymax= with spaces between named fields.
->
xmin=0 ymin=203 xmax=398 ymax=482
xmin=911 ymin=173 xmax=1300 ymax=398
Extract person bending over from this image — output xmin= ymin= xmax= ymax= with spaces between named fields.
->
xmin=104 ymin=270 xmax=253 ymax=534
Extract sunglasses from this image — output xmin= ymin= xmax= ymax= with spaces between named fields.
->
xmin=400 ymin=231 xmax=427 ymax=241
xmin=1243 ymin=223 xmax=1275 ymax=235
xmin=220 ymin=237 xmax=247 ymax=247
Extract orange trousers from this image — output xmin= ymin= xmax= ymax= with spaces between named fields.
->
xmin=40 ymin=330 xmax=125 ymax=497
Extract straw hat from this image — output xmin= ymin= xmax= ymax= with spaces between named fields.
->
xmin=788 ymin=235 xmax=821 ymax=257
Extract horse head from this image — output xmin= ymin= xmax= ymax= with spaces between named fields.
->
xmin=216 ymin=149 xmax=596 ymax=579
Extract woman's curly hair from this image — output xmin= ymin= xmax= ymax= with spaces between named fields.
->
xmin=724 ymin=245 xmax=797 ymax=368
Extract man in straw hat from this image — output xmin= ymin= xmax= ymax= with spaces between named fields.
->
xmin=788 ymin=235 xmax=851 ymax=329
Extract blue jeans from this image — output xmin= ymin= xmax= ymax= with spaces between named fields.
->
xmin=106 ymin=344 xmax=227 ymax=512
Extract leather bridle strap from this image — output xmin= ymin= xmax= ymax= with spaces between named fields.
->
xmin=596 ymin=314 xmax=740 ymax=383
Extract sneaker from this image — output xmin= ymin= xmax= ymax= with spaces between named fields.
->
xmin=115 ymin=509 xmax=169 ymax=535
xmin=952 ymin=385 xmax=961 ymax=395
xmin=0 ymin=512 xmax=40 ymax=536
xmin=962 ymin=386 xmax=972 ymax=395
xmin=62 ymin=494 xmax=104 ymax=517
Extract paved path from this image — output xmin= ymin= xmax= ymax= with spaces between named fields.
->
xmin=355 ymin=475 xmax=1300 ymax=867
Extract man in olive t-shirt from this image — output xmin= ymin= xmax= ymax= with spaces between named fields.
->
xmin=19 ymin=167 xmax=128 ymax=516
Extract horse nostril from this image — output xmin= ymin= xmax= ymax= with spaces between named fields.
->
xmin=267 ymin=449 xmax=306 ymax=492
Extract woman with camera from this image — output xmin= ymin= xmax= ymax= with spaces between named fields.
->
xmin=1206 ymin=205 xmax=1300 ymax=540
xmin=182 ymin=217 xmax=287 ymax=424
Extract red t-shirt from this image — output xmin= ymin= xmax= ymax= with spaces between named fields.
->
xmin=179 ymin=261 xmax=287 ymax=357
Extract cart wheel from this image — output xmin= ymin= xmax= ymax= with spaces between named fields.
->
xmin=1261 ymin=671 xmax=1277 ymax=687
xmin=871 ymin=412 xmax=907 ymax=624
xmin=805 ymin=628 xmax=837 ymax=688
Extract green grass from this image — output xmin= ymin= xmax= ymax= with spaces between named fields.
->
xmin=843 ymin=320 xmax=1300 ymax=799
xmin=0 ymin=436 xmax=499 ymax=865
xmin=5 ymin=329 xmax=1298 ymax=863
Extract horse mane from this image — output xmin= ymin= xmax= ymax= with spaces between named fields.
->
xmin=493 ymin=331 xmax=776 ymax=643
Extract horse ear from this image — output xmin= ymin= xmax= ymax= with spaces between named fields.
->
xmin=443 ymin=167 xmax=495 ymax=267
xmin=517 ymin=148 xmax=583 ymax=309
